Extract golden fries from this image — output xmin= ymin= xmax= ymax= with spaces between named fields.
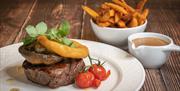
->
xmin=139 ymin=9 xmax=149 ymax=24
xmin=82 ymin=5 xmax=99 ymax=18
xmin=105 ymin=3 xmax=128 ymax=14
xmin=128 ymin=17 xmax=138 ymax=27
xmin=136 ymin=0 xmax=148 ymax=12
xmin=97 ymin=22 xmax=111 ymax=27
xmin=115 ymin=13 xmax=120 ymax=23
xmin=117 ymin=20 xmax=126 ymax=28
xmin=112 ymin=0 xmax=135 ymax=13
xmin=120 ymin=0 xmax=127 ymax=4
xmin=100 ymin=4 xmax=110 ymax=10
xmin=109 ymin=9 xmax=115 ymax=17
xmin=82 ymin=0 xmax=149 ymax=28
xmin=108 ymin=18 xmax=115 ymax=24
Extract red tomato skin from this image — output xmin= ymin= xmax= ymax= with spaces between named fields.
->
xmin=75 ymin=71 xmax=95 ymax=88
xmin=88 ymin=64 xmax=107 ymax=81
xmin=93 ymin=79 xmax=101 ymax=88
xmin=105 ymin=70 xmax=111 ymax=79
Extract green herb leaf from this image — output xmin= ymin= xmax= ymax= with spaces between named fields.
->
xmin=22 ymin=36 xmax=36 ymax=45
xmin=62 ymin=37 xmax=73 ymax=46
xmin=36 ymin=21 xmax=47 ymax=35
xmin=23 ymin=20 xmax=74 ymax=47
xmin=47 ymin=28 xmax=58 ymax=40
xmin=58 ymin=20 xmax=70 ymax=37
xmin=26 ymin=25 xmax=38 ymax=37
xmin=70 ymin=43 xmax=76 ymax=48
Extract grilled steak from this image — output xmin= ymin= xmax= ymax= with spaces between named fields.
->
xmin=23 ymin=59 xmax=85 ymax=88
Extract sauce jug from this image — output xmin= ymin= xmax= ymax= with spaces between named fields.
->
xmin=128 ymin=32 xmax=180 ymax=68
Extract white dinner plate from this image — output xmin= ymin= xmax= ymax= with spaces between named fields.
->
xmin=0 ymin=40 xmax=145 ymax=91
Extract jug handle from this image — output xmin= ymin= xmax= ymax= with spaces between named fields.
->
xmin=164 ymin=44 xmax=180 ymax=52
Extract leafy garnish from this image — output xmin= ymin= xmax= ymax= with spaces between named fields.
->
xmin=22 ymin=20 xmax=75 ymax=47
xmin=25 ymin=25 xmax=37 ymax=37
xmin=47 ymin=28 xmax=59 ymax=40
xmin=36 ymin=22 xmax=47 ymax=35
xmin=62 ymin=37 xmax=73 ymax=46
xmin=22 ymin=36 xmax=36 ymax=45
xmin=58 ymin=20 xmax=70 ymax=37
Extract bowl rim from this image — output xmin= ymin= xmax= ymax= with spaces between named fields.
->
xmin=90 ymin=19 xmax=147 ymax=30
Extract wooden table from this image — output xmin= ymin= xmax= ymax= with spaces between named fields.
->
xmin=0 ymin=0 xmax=179 ymax=91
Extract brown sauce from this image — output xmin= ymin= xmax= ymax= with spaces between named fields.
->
xmin=10 ymin=88 xmax=20 ymax=91
xmin=132 ymin=37 xmax=169 ymax=47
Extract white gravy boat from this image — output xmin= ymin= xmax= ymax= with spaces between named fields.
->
xmin=128 ymin=32 xmax=180 ymax=68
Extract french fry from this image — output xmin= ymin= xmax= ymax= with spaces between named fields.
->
xmin=97 ymin=22 xmax=111 ymax=27
xmin=133 ymin=12 xmax=140 ymax=17
xmin=119 ymin=0 xmax=127 ymax=4
xmin=108 ymin=18 xmax=115 ymax=24
xmin=101 ymin=3 xmax=110 ymax=10
xmin=121 ymin=14 xmax=132 ymax=22
xmin=109 ymin=9 xmax=115 ymax=17
xmin=98 ymin=12 xmax=111 ymax=22
xmin=114 ymin=13 xmax=120 ymax=23
xmin=142 ymin=9 xmax=149 ymax=19
xmin=82 ymin=0 xmax=149 ymax=28
xmin=105 ymin=3 xmax=128 ymax=14
xmin=112 ymin=0 xmax=135 ymax=13
xmin=117 ymin=20 xmax=126 ymax=28
xmin=139 ymin=8 xmax=149 ymax=25
xmin=82 ymin=5 xmax=99 ymax=18
xmin=136 ymin=0 xmax=147 ymax=11
xmin=128 ymin=17 xmax=138 ymax=27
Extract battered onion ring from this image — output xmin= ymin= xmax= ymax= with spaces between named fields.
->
xmin=37 ymin=35 xmax=89 ymax=58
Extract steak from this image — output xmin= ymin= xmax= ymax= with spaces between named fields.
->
xmin=23 ymin=58 xmax=85 ymax=88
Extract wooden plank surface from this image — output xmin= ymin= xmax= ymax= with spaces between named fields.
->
xmin=145 ymin=0 xmax=180 ymax=91
xmin=0 ymin=0 xmax=35 ymax=47
xmin=0 ymin=0 xmax=179 ymax=91
xmin=14 ymin=0 xmax=84 ymax=43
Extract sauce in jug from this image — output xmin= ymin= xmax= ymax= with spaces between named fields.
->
xmin=133 ymin=37 xmax=169 ymax=47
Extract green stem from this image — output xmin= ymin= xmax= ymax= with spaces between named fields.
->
xmin=88 ymin=55 xmax=93 ymax=65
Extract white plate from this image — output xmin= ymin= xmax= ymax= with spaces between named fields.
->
xmin=0 ymin=40 xmax=145 ymax=91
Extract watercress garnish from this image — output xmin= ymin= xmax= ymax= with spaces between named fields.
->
xmin=22 ymin=20 xmax=75 ymax=47
xmin=58 ymin=20 xmax=70 ymax=37
xmin=36 ymin=21 xmax=47 ymax=35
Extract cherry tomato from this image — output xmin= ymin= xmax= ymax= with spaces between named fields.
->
xmin=105 ymin=70 xmax=111 ymax=80
xmin=88 ymin=64 xmax=107 ymax=81
xmin=75 ymin=71 xmax=95 ymax=88
xmin=92 ymin=79 xmax=101 ymax=88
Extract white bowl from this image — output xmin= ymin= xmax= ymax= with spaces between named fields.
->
xmin=90 ymin=19 xmax=147 ymax=46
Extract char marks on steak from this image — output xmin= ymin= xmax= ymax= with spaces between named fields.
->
xmin=23 ymin=58 xmax=85 ymax=88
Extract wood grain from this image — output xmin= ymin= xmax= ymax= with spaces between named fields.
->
xmin=14 ymin=0 xmax=84 ymax=43
xmin=0 ymin=0 xmax=179 ymax=91
xmin=145 ymin=1 xmax=180 ymax=90
xmin=0 ymin=0 xmax=35 ymax=47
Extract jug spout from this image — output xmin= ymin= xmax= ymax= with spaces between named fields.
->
xmin=131 ymin=44 xmax=147 ymax=55
xmin=163 ymin=44 xmax=180 ymax=52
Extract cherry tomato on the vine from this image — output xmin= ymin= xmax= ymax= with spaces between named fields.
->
xmin=88 ymin=64 xmax=107 ymax=81
xmin=75 ymin=71 xmax=95 ymax=88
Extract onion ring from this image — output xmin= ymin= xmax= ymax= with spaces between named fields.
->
xmin=37 ymin=35 xmax=89 ymax=58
